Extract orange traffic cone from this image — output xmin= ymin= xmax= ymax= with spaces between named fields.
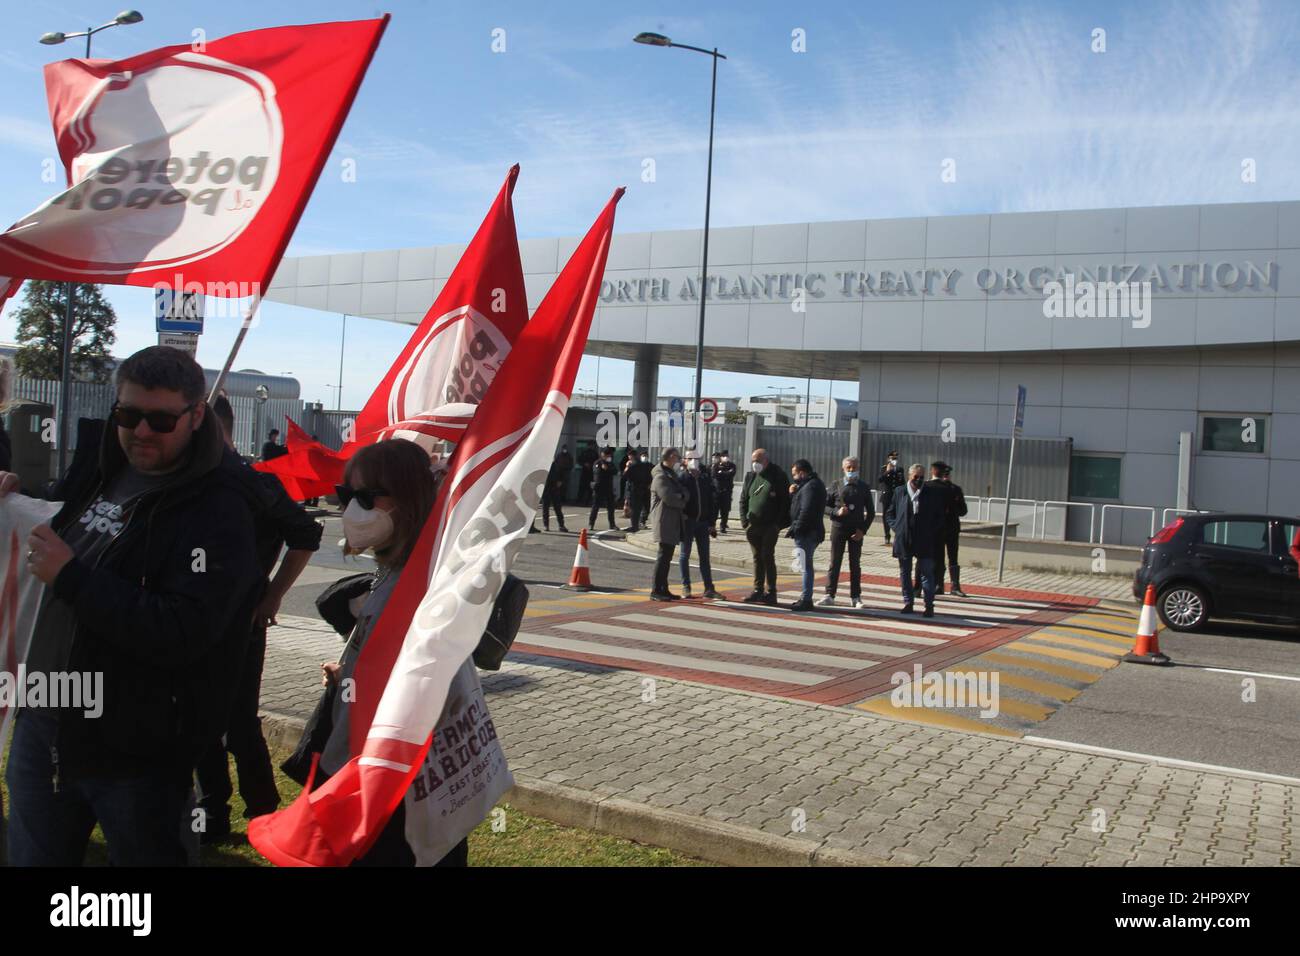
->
xmin=1124 ymin=584 xmax=1171 ymax=665
xmin=565 ymin=528 xmax=593 ymax=591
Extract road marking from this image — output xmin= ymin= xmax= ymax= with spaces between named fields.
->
xmin=1029 ymin=632 xmax=1129 ymax=656
xmin=515 ymin=632 xmax=825 ymax=685
xmin=855 ymin=699 xmax=1022 ymax=737
xmin=613 ymin=611 xmax=917 ymax=658
xmin=1022 ymin=736 xmax=1300 ymax=786
xmin=852 ymin=581 xmax=1056 ymax=610
xmin=981 ymin=651 xmax=1101 ymax=684
xmin=816 ymin=591 xmax=1027 ymax=620
xmin=1012 ymin=641 xmax=1120 ymax=669
xmin=993 ymin=672 xmax=1081 ymax=702
xmin=668 ymin=604 xmax=954 ymax=643
xmin=992 ymin=697 xmax=1056 ymax=721
xmin=1048 ymin=622 xmax=1135 ymax=641
xmin=554 ymin=621 xmax=875 ymax=670
xmin=1198 ymin=666 xmax=1300 ymax=683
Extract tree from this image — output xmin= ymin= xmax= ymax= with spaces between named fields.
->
xmin=724 ymin=409 xmax=750 ymax=424
xmin=13 ymin=280 xmax=117 ymax=384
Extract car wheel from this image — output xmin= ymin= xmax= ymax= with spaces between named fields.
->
xmin=1157 ymin=584 xmax=1208 ymax=632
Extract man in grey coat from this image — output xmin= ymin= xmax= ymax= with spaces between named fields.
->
xmin=649 ymin=447 xmax=686 ymax=601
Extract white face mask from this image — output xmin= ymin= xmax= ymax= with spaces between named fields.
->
xmin=342 ymin=498 xmax=395 ymax=552
xmin=686 ymin=458 xmax=699 ymax=471
xmin=845 ymin=471 xmax=858 ymax=481
xmin=720 ymin=456 xmax=729 ymax=463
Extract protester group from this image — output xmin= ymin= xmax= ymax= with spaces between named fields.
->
xmin=538 ymin=443 xmax=969 ymax=617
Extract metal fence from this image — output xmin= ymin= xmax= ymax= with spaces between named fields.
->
xmin=5 ymin=373 xmax=313 ymax=464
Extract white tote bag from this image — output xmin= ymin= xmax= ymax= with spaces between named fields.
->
xmin=790 ymin=545 xmax=806 ymax=574
xmin=402 ymin=657 xmax=514 ymax=865
xmin=0 ymin=495 xmax=63 ymax=750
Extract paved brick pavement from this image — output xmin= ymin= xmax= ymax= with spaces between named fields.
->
xmin=263 ymin=615 xmax=1300 ymax=866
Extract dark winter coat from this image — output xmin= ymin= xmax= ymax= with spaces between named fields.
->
xmin=787 ymin=473 xmax=827 ymax=546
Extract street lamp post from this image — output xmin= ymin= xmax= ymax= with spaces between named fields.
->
xmin=39 ymin=10 xmax=144 ymax=477
xmin=634 ymin=31 xmax=725 ymax=453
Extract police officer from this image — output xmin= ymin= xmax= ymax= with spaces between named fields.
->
xmin=937 ymin=462 xmax=968 ymax=597
xmin=711 ymin=449 xmax=737 ymax=533
xmin=878 ymin=450 xmax=905 ymax=544
xmin=540 ymin=450 xmax=570 ymax=533
xmin=588 ymin=446 xmax=620 ymax=531
xmin=819 ymin=456 xmax=874 ymax=608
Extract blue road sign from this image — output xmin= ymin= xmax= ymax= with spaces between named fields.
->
xmin=155 ymin=289 xmax=205 ymax=333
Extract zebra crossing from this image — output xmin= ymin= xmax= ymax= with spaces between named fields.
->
xmin=512 ymin=574 xmax=1099 ymax=707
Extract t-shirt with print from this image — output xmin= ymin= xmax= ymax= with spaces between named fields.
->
xmin=24 ymin=466 xmax=173 ymax=678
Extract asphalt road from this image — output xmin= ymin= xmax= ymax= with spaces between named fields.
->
xmin=1033 ymin=618 xmax=1300 ymax=779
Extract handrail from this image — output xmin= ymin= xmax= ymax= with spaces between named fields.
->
xmin=1161 ymin=507 xmax=1211 ymax=526
xmin=1035 ymin=500 xmax=1095 ymax=543
xmin=1100 ymin=504 xmax=1156 ymax=545
xmin=984 ymin=496 xmax=1040 ymax=538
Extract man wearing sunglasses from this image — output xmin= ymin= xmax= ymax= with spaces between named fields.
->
xmin=0 ymin=345 xmax=261 ymax=866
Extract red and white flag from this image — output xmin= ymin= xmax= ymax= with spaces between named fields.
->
xmin=346 ymin=165 xmax=529 ymax=455
xmin=0 ymin=17 xmax=388 ymax=296
xmin=254 ymin=416 xmax=344 ymax=500
xmin=251 ymin=165 xmax=529 ymax=501
xmin=248 ymin=186 xmax=624 ymax=866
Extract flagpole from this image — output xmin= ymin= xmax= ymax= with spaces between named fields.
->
xmin=208 ymin=294 xmax=262 ymax=403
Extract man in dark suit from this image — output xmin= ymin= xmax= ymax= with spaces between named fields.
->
xmin=891 ymin=463 xmax=947 ymax=616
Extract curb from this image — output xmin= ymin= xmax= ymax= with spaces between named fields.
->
xmin=259 ymin=711 xmax=889 ymax=868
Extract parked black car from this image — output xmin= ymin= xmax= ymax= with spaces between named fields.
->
xmin=1134 ymin=513 xmax=1300 ymax=631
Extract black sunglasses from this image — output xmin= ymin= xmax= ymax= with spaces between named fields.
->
xmin=335 ymin=484 xmax=390 ymax=510
xmin=111 ymin=401 xmax=198 ymax=434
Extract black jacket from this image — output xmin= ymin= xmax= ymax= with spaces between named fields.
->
xmin=590 ymin=457 xmax=617 ymax=494
xmin=878 ymin=463 xmax=906 ymax=517
xmin=224 ymin=448 xmax=323 ymax=579
xmin=625 ymin=459 xmax=653 ymax=490
xmin=826 ymin=476 xmax=875 ymax=533
xmin=787 ymin=474 xmax=827 ymax=545
xmin=41 ymin=410 xmax=262 ymax=782
xmin=711 ymin=459 xmax=736 ymax=494
xmin=943 ymin=479 xmax=968 ymax=535
xmin=890 ymin=480 xmax=947 ymax=561
xmin=681 ymin=468 xmax=717 ymax=525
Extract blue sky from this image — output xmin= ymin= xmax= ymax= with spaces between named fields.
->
xmin=2 ymin=0 xmax=1299 ymax=410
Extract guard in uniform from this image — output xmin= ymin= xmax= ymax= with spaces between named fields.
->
xmin=877 ymin=451 xmax=905 ymax=544
xmin=711 ymin=450 xmax=737 ymax=533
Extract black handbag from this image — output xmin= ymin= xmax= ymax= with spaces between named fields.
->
xmin=473 ymin=574 xmax=529 ymax=670
xmin=280 ymin=680 xmax=337 ymax=787
xmin=315 ymin=571 xmax=377 ymax=637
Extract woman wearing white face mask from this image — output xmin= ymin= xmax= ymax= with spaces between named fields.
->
xmin=316 ymin=438 xmax=488 ymax=867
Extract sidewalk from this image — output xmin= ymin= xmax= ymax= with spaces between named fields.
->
xmin=616 ymin=528 xmax=1137 ymax=603
xmin=262 ymin=615 xmax=1299 ymax=867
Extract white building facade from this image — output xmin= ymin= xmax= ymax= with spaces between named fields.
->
xmin=265 ymin=200 xmax=1300 ymax=529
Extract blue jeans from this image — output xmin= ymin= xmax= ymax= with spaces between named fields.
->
xmin=793 ymin=535 xmax=818 ymax=602
xmin=5 ymin=710 xmax=191 ymax=866
xmin=678 ymin=519 xmax=714 ymax=591
xmin=899 ymin=556 xmax=936 ymax=608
